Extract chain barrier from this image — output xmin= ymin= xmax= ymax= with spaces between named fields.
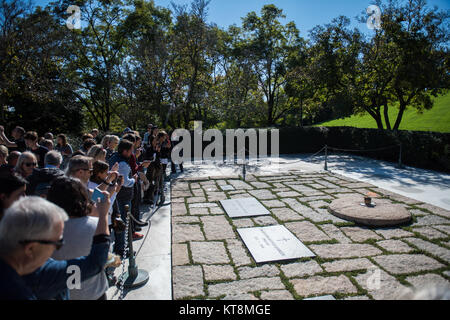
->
xmin=327 ymin=145 xmax=399 ymax=153
xmin=117 ymin=211 xmax=130 ymax=300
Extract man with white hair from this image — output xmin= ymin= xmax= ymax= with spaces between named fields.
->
xmin=26 ymin=151 xmax=64 ymax=196
xmin=0 ymin=195 xmax=110 ymax=300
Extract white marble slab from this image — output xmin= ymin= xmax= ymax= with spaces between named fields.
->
xmin=237 ymin=225 xmax=316 ymax=263
xmin=220 ymin=197 xmax=270 ymax=218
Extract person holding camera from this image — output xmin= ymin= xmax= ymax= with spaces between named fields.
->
xmin=0 ymin=194 xmax=111 ymax=300
xmin=47 ymin=176 xmax=115 ymax=300
xmin=108 ymin=140 xmax=139 ymax=257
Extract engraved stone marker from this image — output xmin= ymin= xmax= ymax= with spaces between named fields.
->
xmin=304 ymin=295 xmax=336 ymax=301
xmin=220 ymin=198 xmax=270 ymax=218
xmin=237 ymin=225 xmax=316 ymax=263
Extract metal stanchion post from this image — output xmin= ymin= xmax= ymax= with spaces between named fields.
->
xmin=122 ymin=205 xmax=149 ymax=289
xmin=324 ymin=145 xmax=328 ymax=171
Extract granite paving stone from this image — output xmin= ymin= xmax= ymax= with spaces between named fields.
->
xmin=260 ymin=290 xmax=294 ymax=300
xmin=320 ymin=224 xmax=352 ymax=244
xmin=291 ymin=275 xmax=357 ymax=297
xmin=226 ymin=239 xmax=252 ymax=266
xmin=405 ymin=274 xmax=450 ymax=290
xmin=373 ymin=254 xmax=444 ymax=274
xmin=285 ymin=221 xmax=331 ymax=242
xmin=403 ymin=238 xmax=450 ymax=263
xmin=280 ymin=260 xmax=323 ymax=278
xmin=271 ymin=207 xmax=304 ymax=222
xmin=172 ymin=224 xmax=205 ymax=243
xmin=309 ymin=244 xmax=382 ymax=259
xmin=201 ymin=216 xmax=235 ymax=240
xmin=173 ymin=266 xmax=205 ymax=299
xmin=172 ymin=244 xmax=190 ymax=266
xmin=341 ymin=227 xmax=383 ymax=242
xmin=353 ymin=269 xmax=410 ymax=300
xmin=412 ymin=227 xmax=448 ymax=240
xmin=208 ymin=277 xmax=285 ymax=297
xmin=376 ymin=240 xmax=414 ymax=253
xmin=190 ymin=242 xmax=230 ymax=265
xmin=203 ymin=265 xmax=237 ymax=282
xmin=238 ymin=265 xmax=280 ymax=279
xmin=321 ymin=258 xmax=374 ymax=273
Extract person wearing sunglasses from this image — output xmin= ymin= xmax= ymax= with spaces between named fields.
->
xmin=66 ymin=156 xmax=93 ymax=187
xmin=0 ymin=194 xmax=111 ymax=300
xmin=14 ymin=152 xmax=38 ymax=179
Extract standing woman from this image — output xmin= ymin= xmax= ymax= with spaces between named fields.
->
xmin=47 ymin=177 xmax=111 ymax=300
xmin=14 ymin=152 xmax=37 ymax=179
xmin=55 ymin=134 xmax=73 ymax=170
xmin=87 ymin=145 xmax=107 ymax=162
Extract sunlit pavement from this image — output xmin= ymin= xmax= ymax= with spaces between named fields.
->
xmin=177 ymin=154 xmax=450 ymax=211
xmin=107 ymin=154 xmax=450 ymax=300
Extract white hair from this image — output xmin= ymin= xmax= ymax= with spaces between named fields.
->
xmin=0 ymin=197 xmax=68 ymax=256
xmin=44 ymin=150 xmax=63 ymax=167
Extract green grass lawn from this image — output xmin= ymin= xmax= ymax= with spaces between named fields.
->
xmin=316 ymin=92 xmax=450 ymax=133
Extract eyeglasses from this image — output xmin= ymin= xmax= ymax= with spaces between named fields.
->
xmin=19 ymin=238 xmax=65 ymax=250
xmin=24 ymin=162 xmax=37 ymax=167
xmin=81 ymin=168 xmax=93 ymax=174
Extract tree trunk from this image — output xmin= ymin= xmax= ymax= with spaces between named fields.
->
xmin=371 ymin=108 xmax=384 ymax=129
xmin=383 ymin=102 xmax=391 ymax=130
xmin=267 ymin=95 xmax=274 ymax=126
xmin=393 ymin=103 xmax=406 ymax=131
xmin=299 ymin=98 xmax=303 ymax=127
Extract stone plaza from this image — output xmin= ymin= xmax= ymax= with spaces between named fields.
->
xmin=171 ymin=170 xmax=450 ymax=300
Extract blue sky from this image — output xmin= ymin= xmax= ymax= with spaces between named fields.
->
xmin=34 ymin=0 xmax=450 ymax=38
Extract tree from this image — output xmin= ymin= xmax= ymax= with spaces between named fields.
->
xmin=380 ymin=0 xmax=449 ymax=130
xmin=0 ymin=0 xmax=84 ymax=134
xmin=240 ymin=4 xmax=304 ymax=126
xmin=52 ymin=0 xmax=131 ymax=131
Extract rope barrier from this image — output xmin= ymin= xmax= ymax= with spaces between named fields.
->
xmin=327 ymin=145 xmax=399 ymax=153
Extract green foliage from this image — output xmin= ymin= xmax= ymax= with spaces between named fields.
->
xmin=317 ymin=92 xmax=450 ymax=133
xmin=0 ymin=0 xmax=448 ymax=135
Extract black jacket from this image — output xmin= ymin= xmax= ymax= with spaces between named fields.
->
xmin=26 ymin=167 xmax=64 ymax=196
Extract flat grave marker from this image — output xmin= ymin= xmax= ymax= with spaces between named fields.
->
xmin=237 ymin=225 xmax=316 ymax=263
xmin=303 ymin=295 xmax=336 ymax=301
xmin=220 ymin=197 xmax=270 ymax=218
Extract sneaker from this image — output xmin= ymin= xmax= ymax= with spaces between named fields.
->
xmin=132 ymin=232 xmax=144 ymax=241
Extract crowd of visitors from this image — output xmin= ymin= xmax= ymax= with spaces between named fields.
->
xmin=0 ymin=123 xmax=182 ymax=300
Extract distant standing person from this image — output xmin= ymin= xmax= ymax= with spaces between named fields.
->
xmin=55 ymin=134 xmax=73 ymax=170
xmin=91 ymin=129 xmax=99 ymax=143
xmin=23 ymin=132 xmax=48 ymax=168
xmin=0 ymin=125 xmax=26 ymax=152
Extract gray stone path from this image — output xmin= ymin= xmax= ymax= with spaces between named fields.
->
xmin=171 ymin=171 xmax=450 ymax=300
